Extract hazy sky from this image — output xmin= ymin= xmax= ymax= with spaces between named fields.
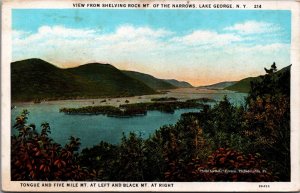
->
xmin=12 ymin=9 xmax=291 ymax=86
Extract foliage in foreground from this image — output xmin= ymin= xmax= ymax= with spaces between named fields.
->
xmin=11 ymin=110 xmax=96 ymax=180
xmin=11 ymin=63 xmax=290 ymax=181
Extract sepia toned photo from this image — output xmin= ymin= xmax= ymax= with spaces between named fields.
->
xmin=1 ymin=0 xmax=300 ymax=192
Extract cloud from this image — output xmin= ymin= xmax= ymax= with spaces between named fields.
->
xmin=116 ymin=25 xmax=171 ymax=38
xmin=225 ymin=20 xmax=281 ymax=34
xmin=14 ymin=25 xmax=171 ymax=47
xmin=37 ymin=25 xmax=98 ymax=38
xmin=93 ymin=25 xmax=172 ymax=52
xmin=12 ymin=25 xmax=290 ymax=85
xmin=12 ymin=25 xmax=173 ymax=68
xmin=172 ymin=30 xmax=242 ymax=47
xmin=12 ymin=30 xmax=31 ymax=39
xmin=13 ymin=26 xmax=100 ymax=51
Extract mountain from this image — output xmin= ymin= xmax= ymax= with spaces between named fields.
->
xmin=11 ymin=59 xmax=156 ymax=102
xmin=123 ymin=70 xmax=177 ymax=90
xmin=225 ymin=65 xmax=291 ymax=93
xmin=12 ymin=58 xmax=86 ymax=101
xmin=198 ymin=81 xmax=237 ymax=90
xmin=65 ymin=63 xmax=156 ymax=96
xmin=164 ymin=79 xmax=193 ymax=88
xmin=224 ymin=77 xmax=257 ymax=93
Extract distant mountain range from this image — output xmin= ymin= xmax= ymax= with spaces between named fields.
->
xmin=198 ymin=81 xmax=237 ymax=90
xmin=13 ymin=58 xmax=289 ymax=101
xmin=224 ymin=77 xmax=257 ymax=93
xmin=123 ymin=71 xmax=177 ymax=90
xmin=164 ymin=79 xmax=193 ymax=88
xmin=224 ymin=65 xmax=291 ymax=93
xmin=196 ymin=65 xmax=290 ymax=93
xmin=11 ymin=58 xmax=192 ymax=102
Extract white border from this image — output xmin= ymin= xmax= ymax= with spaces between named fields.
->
xmin=1 ymin=0 xmax=300 ymax=192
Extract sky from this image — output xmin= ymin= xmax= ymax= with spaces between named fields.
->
xmin=12 ymin=9 xmax=291 ymax=86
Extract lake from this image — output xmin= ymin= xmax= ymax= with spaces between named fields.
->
xmin=11 ymin=88 xmax=247 ymax=149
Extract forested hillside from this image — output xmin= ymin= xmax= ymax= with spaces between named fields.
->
xmin=11 ymin=59 xmax=156 ymax=101
xmin=11 ymin=63 xmax=290 ymax=181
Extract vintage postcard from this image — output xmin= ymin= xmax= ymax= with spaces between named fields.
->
xmin=1 ymin=0 xmax=300 ymax=192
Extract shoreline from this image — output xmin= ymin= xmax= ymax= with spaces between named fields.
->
xmin=11 ymin=88 xmax=240 ymax=107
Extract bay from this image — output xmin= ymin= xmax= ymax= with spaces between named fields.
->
xmin=11 ymin=88 xmax=247 ymax=149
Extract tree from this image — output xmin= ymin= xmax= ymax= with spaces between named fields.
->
xmin=116 ymin=132 xmax=145 ymax=181
xmin=11 ymin=110 xmax=90 ymax=180
xmin=244 ymin=63 xmax=290 ymax=181
xmin=264 ymin=62 xmax=277 ymax=74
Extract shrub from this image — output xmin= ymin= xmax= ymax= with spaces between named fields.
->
xmin=164 ymin=148 xmax=275 ymax=182
xmin=11 ymin=110 xmax=91 ymax=180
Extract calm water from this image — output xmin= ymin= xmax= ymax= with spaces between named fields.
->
xmin=11 ymin=88 xmax=247 ymax=149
